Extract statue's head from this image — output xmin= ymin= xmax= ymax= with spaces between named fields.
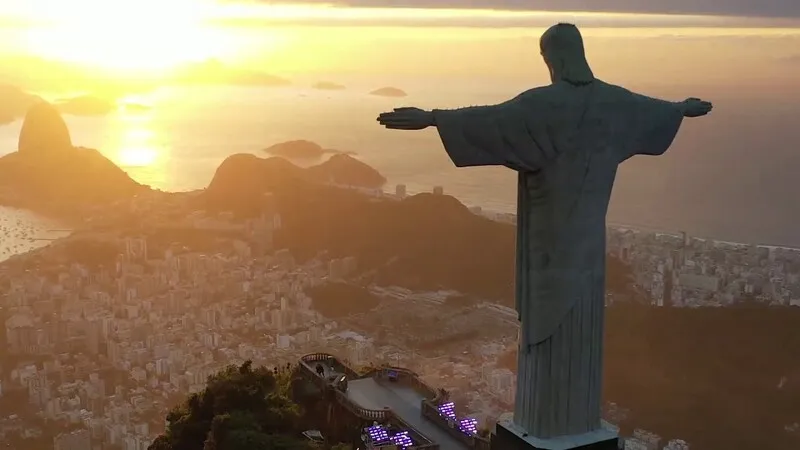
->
xmin=539 ymin=23 xmax=594 ymax=85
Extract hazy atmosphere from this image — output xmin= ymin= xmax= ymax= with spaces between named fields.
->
xmin=0 ymin=2 xmax=798 ymax=450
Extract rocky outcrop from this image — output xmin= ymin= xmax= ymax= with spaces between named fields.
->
xmin=204 ymin=154 xmax=306 ymax=215
xmin=307 ymin=154 xmax=386 ymax=188
xmin=262 ymin=140 xmax=356 ymax=160
xmin=313 ymin=81 xmax=346 ymax=90
xmin=263 ymin=140 xmax=327 ymax=159
xmin=18 ymin=102 xmax=72 ymax=155
xmin=369 ymin=87 xmax=407 ymax=97
xmin=0 ymin=102 xmax=144 ymax=208
xmin=205 ymin=153 xmax=385 ymax=215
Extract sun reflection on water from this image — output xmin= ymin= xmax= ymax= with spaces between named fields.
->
xmin=115 ymin=120 xmax=158 ymax=166
xmin=106 ymin=112 xmax=168 ymax=187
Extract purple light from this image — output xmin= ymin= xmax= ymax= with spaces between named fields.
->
xmin=459 ymin=417 xmax=478 ymax=436
xmin=437 ymin=401 xmax=456 ymax=420
xmin=390 ymin=430 xmax=413 ymax=448
xmin=366 ymin=425 xmax=389 ymax=444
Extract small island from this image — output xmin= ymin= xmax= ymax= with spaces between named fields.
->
xmin=120 ymin=102 xmax=152 ymax=113
xmin=55 ymin=95 xmax=116 ymax=116
xmin=312 ymin=81 xmax=346 ymax=90
xmin=369 ymin=86 xmax=408 ymax=97
xmin=231 ymin=71 xmax=291 ymax=87
xmin=262 ymin=139 xmax=354 ymax=159
xmin=173 ymin=59 xmax=292 ymax=87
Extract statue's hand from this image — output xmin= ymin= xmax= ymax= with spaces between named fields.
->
xmin=377 ymin=107 xmax=434 ymax=130
xmin=680 ymin=97 xmax=713 ymax=118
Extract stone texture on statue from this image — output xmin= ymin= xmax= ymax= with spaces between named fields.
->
xmin=433 ymin=79 xmax=683 ymax=442
xmin=376 ymin=22 xmax=709 ymax=449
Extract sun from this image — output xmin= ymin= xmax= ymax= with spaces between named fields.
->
xmin=20 ymin=0 xmax=227 ymax=73
xmin=112 ymin=118 xmax=162 ymax=168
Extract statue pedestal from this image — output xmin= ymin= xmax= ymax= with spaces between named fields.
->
xmin=491 ymin=420 xmax=619 ymax=450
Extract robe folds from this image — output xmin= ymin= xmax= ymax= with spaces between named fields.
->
xmin=432 ymin=79 xmax=684 ymax=438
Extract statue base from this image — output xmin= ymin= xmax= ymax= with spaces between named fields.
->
xmin=491 ymin=421 xmax=619 ymax=450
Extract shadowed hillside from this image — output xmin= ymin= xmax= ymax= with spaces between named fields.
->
xmin=204 ymin=155 xmax=800 ymax=449
xmin=305 ymin=282 xmax=381 ymax=318
xmin=205 ymin=154 xmax=634 ymax=302
xmin=205 ymin=153 xmax=385 ymax=216
xmin=499 ymin=304 xmax=800 ymax=450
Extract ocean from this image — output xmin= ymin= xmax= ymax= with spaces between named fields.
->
xmin=0 ymin=206 xmax=70 ymax=262
xmin=1 ymin=79 xmax=799 ymax=249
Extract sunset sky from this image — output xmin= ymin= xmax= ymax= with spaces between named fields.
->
xmin=0 ymin=1 xmax=798 ymax=245
xmin=0 ymin=0 xmax=797 ymax=90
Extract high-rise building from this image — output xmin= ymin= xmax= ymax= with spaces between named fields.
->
xmin=433 ymin=186 xmax=444 ymax=195
xmin=124 ymin=237 xmax=148 ymax=262
xmin=276 ymin=334 xmax=291 ymax=349
xmin=28 ymin=371 xmax=50 ymax=406
xmin=663 ymin=439 xmax=690 ymax=450
xmin=395 ymin=184 xmax=407 ymax=198
xmin=631 ymin=429 xmax=661 ymax=450
xmin=623 ymin=438 xmax=649 ymax=450
xmin=270 ymin=309 xmax=283 ymax=330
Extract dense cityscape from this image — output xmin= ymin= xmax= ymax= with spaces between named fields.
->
xmin=0 ymin=1 xmax=797 ymax=448
xmin=0 ymin=182 xmax=796 ymax=450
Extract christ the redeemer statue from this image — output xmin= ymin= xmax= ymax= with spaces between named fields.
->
xmin=378 ymin=23 xmax=712 ymax=449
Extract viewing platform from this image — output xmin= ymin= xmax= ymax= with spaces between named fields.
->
xmin=298 ymin=353 xmax=491 ymax=450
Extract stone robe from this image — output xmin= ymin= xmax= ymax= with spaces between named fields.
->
xmin=432 ymin=80 xmax=684 ymax=438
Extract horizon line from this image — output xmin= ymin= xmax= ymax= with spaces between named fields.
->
xmin=2 ymin=5 xmax=799 ymax=29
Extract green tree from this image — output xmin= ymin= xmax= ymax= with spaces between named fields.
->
xmin=149 ymin=361 xmax=310 ymax=450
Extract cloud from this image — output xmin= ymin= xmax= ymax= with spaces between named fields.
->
xmin=249 ymin=0 xmax=800 ymax=19
xmin=215 ymin=4 xmax=800 ymax=30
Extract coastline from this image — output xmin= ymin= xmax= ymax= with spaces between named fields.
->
xmin=2 ymin=83 xmax=798 ymax=249
xmin=1 ymin=178 xmax=798 ymax=266
xmin=0 ymin=205 xmax=72 ymax=262
xmin=349 ymin=182 xmax=800 ymax=252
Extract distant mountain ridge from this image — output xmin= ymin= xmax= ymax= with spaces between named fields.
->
xmin=0 ymin=104 xmax=386 ymax=218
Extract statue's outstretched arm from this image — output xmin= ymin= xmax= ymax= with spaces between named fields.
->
xmin=376 ymin=107 xmax=435 ymax=130
xmin=376 ymin=90 xmax=535 ymax=131
xmin=675 ymin=97 xmax=713 ymax=118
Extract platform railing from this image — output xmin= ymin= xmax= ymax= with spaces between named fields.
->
xmin=300 ymin=352 xmax=360 ymax=379
xmin=299 ymin=353 xmax=479 ymax=449
xmin=421 ymin=400 xmax=491 ymax=449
